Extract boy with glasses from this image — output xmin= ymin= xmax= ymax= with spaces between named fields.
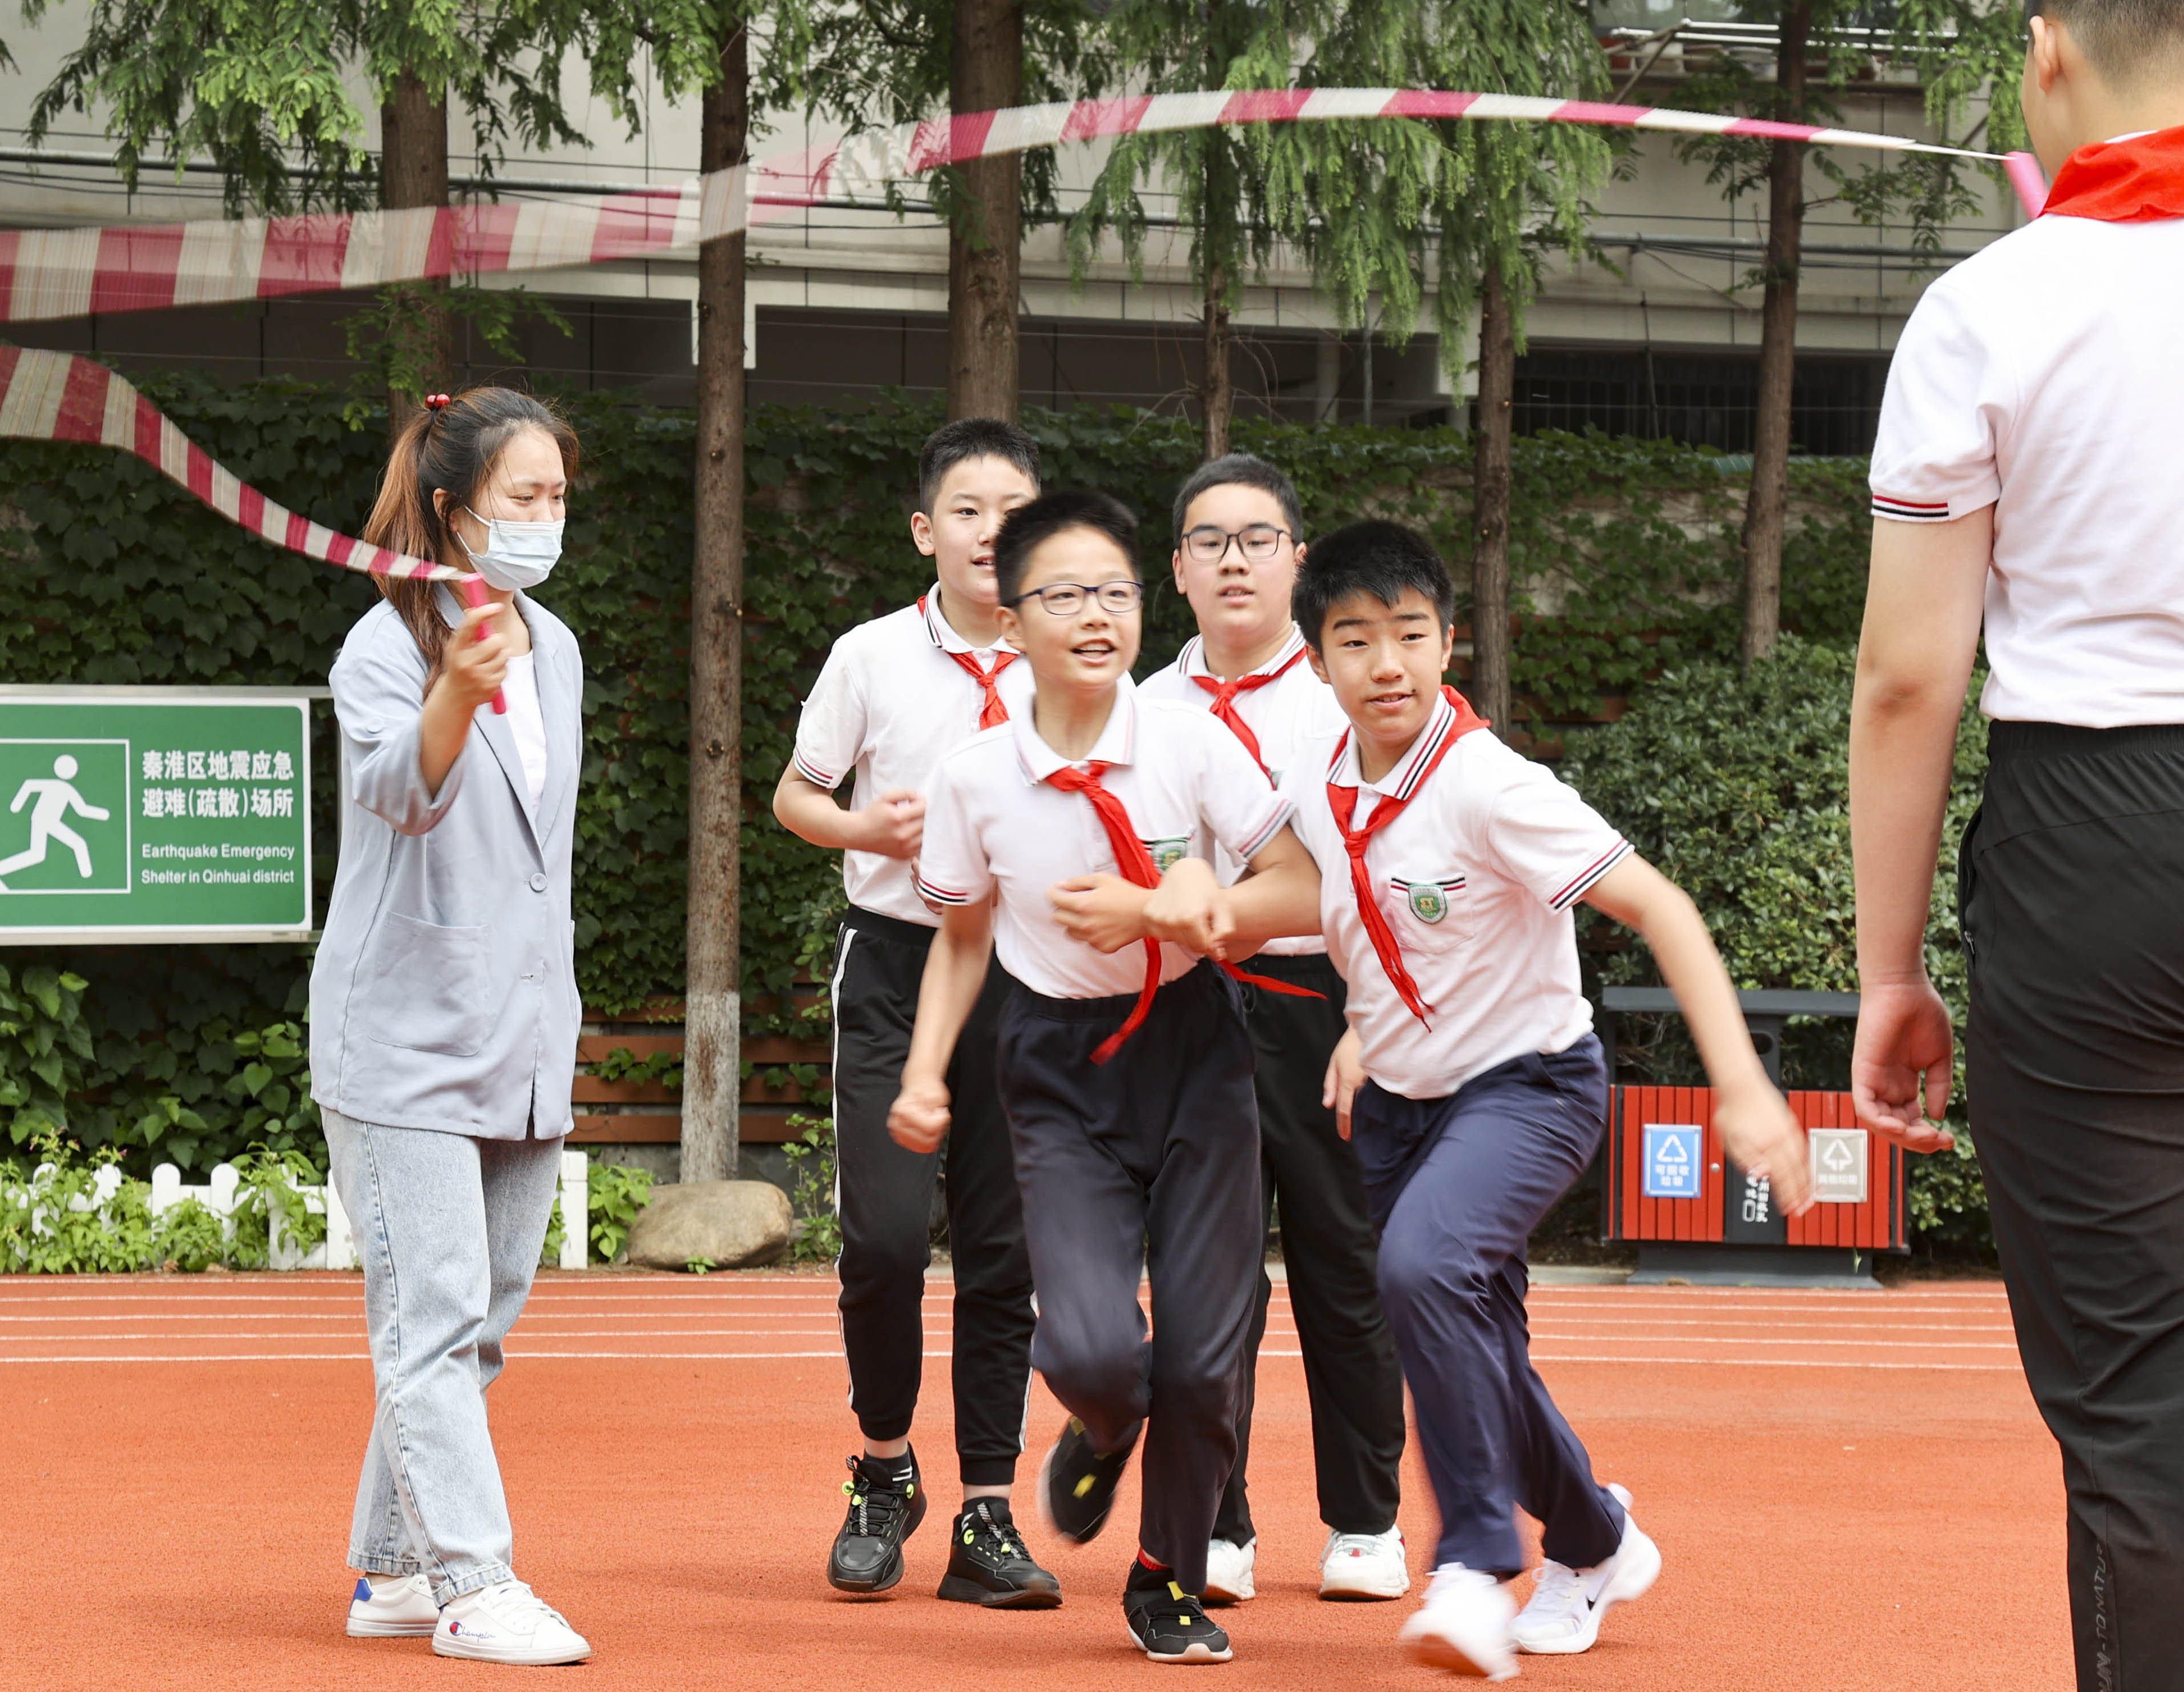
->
xmin=889 ymin=490 xmax=1325 ymax=1663
xmin=1139 ymin=455 xmax=1411 ymax=1606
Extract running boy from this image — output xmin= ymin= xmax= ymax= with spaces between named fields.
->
xmin=888 ymin=490 xmax=1323 ymax=1663
xmin=1276 ymin=522 xmax=1811 ymax=1679
xmin=1138 ymin=455 xmax=1409 ymax=1605
xmin=773 ymin=418 xmax=1057 ymax=1606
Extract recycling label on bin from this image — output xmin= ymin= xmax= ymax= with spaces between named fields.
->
xmin=1642 ymin=1124 xmax=1705 ymax=1199
xmin=1809 ymin=1127 xmax=1869 ymax=1204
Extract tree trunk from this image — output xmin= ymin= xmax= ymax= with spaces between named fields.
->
xmin=682 ymin=21 xmax=750 ymax=1186
xmin=1741 ymin=0 xmax=1809 ymax=670
xmin=380 ymin=72 xmax=450 ymax=435
xmin=947 ymin=0 xmax=1021 ymax=420
xmin=1201 ymin=253 xmax=1232 ymax=461
xmin=1469 ymin=258 xmax=1516 ymax=739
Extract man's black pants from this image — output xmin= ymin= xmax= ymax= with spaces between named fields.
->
xmin=831 ymin=908 xmax=1035 ymax=1486
xmin=1213 ymin=952 xmax=1407 ymax=1545
xmin=998 ymin=961 xmax=1262 ymax=1597
xmin=1963 ymin=722 xmax=2184 ymax=1691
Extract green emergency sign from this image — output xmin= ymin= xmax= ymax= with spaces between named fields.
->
xmin=0 ymin=687 xmax=313 ymax=943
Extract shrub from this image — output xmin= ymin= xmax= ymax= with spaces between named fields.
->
xmin=1561 ymin=637 xmax=1992 ymax=1252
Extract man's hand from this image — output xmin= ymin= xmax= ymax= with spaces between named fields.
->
xmin=1048 ymin=873 xmax=1154 ymax=953
xmin=1851 ymin=979 xmax=1960 ymax=1153
xmin=1714 ymin=1077 xmax=1813 ymax=1215
xmin=1142 ymin=858 xmax=1231 ymax=957
xmin=849 ymin=788 xmax=926 ymax=860
xmin=1322 ymin=1028 xmax=1365 ymax=1141
xmin=888 ymin=1075 xmax=952 ymax=1153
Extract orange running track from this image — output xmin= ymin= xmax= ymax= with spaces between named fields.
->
xmin=0 ymin=1272 xmax=2068 ymax=1691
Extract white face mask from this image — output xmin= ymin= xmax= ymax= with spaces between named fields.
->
xmin=460 ymin=506 xmax=564 ymax=591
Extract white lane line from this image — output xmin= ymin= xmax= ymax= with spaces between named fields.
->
xmin=1533 ymin=1353 xmax=2019 ymax=1371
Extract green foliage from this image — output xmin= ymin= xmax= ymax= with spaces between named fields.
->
xmin=587 ymin=1160 xmax=656 ymax=1264
xmin=224 ymin=1146 xmax=328 ymax=1268
xmin=1561 ymin=637 xmax=1990 ymax=1250
xmin=781 ymin=1115 xmax=841 ymax=1262
xmin=593 ymin=1048 xmax=686 ymax=1090
xmin=0 ymin=964 xmax=94 ymax=1144
xmin=341 ymin=285 xmax=574 ymax=428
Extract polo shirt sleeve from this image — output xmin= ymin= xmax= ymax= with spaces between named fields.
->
xmin=1195 ymin=716 xmax=1293 ymax=864
xmin=1484 ymin=759 xmax=1633 ymax=912
xmin=1868 ymin=275 xmax=2007 ymax=524
xmin=912 ymin=752 xmax=992 ymax=909
xmin=789 ymin=639 xmax=865 ymax=792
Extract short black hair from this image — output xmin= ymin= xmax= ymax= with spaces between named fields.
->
xmin=994 ymin=490 xmax=1141 ymax=607
xmin=1170 ymin=453 xmax=1304 ymax=549
xmin=1293 ymin=520 xmax=1456 ymax=652
xmin=2037 ymin=0 xmax=2184 ymax=80
xmin=918 ymin=417 xmax=1042 ymax=514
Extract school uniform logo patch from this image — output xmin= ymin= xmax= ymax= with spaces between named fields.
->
xmin=1142 ymin=837 xmax=1190 ymax=873
xmin=1391 ymin=877 xmax=1464 ymax=924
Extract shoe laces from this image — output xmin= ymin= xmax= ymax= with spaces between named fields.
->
xmin=1146 ymin=1580 xmax=1213 ymax=1626
xmin=1524 ymin=1559 xmax=1587 ymax=1625
xmin=963 ymin=1502 xmax=1025 ymax=1561
xmin=1326 ymin=1529 xmax=1393 ymax=1561
xmin=472 ymin=1580 xmax=572 ymax=1633
xmin=841 ymin=1455 xmax=915 ymax=1539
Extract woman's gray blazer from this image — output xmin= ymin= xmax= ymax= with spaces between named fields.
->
xmin=309 ymin=589 xmax=584 ymax=1139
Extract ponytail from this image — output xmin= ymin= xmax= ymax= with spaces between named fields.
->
xmin=360 ymin=386 xmax=582 ymax=692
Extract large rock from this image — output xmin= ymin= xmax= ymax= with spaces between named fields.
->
xmin=625 ymin=1179 xmax=793 ymax=1271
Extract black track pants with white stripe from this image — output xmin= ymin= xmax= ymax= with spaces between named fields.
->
xmin=1964 ymin=721 xmax=2184 ymax=1692
xmin=831 ymin=908 xmax=1035 ymax=1485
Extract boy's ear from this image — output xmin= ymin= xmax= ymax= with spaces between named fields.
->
xmin=1304 ymin=639 xmax=1331 ymax=686
xmin=910 ymin=510 xmax=938 ymax=558
xmin=1171 ymin=550 xmax=1189 ymax=597
xmin=1438 ymin=621 xmax=1457 ymax=673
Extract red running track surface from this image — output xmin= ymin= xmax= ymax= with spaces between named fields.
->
xmin=0 ymin=1272 xmax=2068 ymax=1690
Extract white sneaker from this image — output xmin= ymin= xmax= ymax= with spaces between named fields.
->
xmin=433 ymin=1579 xmax=592 ymax=1665
xmin=1399 ymin=1564 xmax=1518 ymax=1681
xmin=1202 ymin=1536 xmax=1256 ymax=1604
xmin=1320 ymin=1525 xmax=1411 ymax=1600
xmin=346 ymin=1572 xmax=438 ymax=1638
xmin=1512 ymin=1484 xmax=1662 ymax=1655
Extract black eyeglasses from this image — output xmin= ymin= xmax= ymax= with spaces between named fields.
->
xmin=1181 ymin=523 xmax=1294 ymax=564
xmin=1006 ymin=580 xmax=1146 ymax=617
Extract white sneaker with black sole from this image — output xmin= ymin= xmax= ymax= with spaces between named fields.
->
xmin=1319 ymin=1526 xmax=1410 ymax=1600
xmin=433 ymin=1578 xmax=592 ymax=1665
xmin=1399 ymin=1564 xmax=1518 ymax=1681
xmin=346 ymin=1573 xmax=438 ymax=1638
xmin=1202 ymin=1537 xmax=1256 ymax=1605
xmin=1512 ymin=1483 xmax=1661 ymax=1656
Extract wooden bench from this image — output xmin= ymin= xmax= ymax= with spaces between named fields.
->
xmin=569 ymin=1002 xmax=832 ymax=1147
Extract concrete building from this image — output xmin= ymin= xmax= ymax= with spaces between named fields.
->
xmin=0 ymin=3 xmax=2018 ymax=450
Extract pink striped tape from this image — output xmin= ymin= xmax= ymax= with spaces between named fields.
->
xmin=0 ymin=345 xmax=453 ymax=579
xmin=0 ymin=90 xmax=2013 ymax=327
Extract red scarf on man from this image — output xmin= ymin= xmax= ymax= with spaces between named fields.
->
xmin=1191 ymin=643 xmax=1308 ymax=775
xmin=2042 ymin=124 xmax=2184 ymax=223
xmin=1324 ymin=686 xmax=1491 ymax=1028
xmin=1043 ymin=763 xmax=1321 ymax=1065
xmin=919 ymin=594 xmax=1017 ymax=729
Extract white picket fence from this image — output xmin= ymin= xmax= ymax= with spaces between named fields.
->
xmin=144 ymin=1150 xmax=591 ymax=1271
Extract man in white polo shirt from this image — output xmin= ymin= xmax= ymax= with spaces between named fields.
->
xmin=1280 ymin=521 xmax=1807 ymax=1678
xmin=887 ymin=489 xmax=1323 ymax=1665
xmin=1849 ymin=5 xmax=2184 ymax=1683
xmin=1138 ymin=454 xmax=1409 ymax=1606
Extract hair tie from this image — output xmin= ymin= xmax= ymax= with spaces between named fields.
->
xmin=424 ymin=393 xmax=452 ymax=412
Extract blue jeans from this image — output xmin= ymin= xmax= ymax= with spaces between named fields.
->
xmin=324 ymin=1109 xmax=564 ymax=1604
xmin=1351 ymin=1037 xmax=1623 ymax=1576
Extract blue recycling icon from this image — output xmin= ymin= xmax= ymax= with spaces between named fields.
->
xmin=1642 ymin=1124 xmax=1705 ymax=1199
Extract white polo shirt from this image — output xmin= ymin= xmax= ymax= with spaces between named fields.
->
xmin=917 ymin=674 xmax=1294 ymax=1000
xmin=1283 ymin=690 xmax=1631 ymax=1099
xmin=791 ymin=593 xmax=1018 ymax=926
xmin=1139 ymin=627 xmax=1349 ymax=958
xmin=1868 ymin=211 xmax=2184 ymax=727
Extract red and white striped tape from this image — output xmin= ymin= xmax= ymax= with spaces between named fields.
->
xmin=0 ymin=345 xmax=451 ymax=579
xmin=0 ymin=89 xmax=2014 ymax=327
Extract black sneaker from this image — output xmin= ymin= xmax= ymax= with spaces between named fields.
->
xmin=1037 ymin=1416 xmax=1139 ymax=1545
xmin=828 ymin=1449 xmax=928 ymax=1594
xmin=936 ymin=1499 xmax=1063 ymax=1609
xmin=1123 ymin=1572 xmax=1234 ymax=1663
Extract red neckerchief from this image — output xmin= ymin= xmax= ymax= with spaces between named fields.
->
xmin=2042 ymin=126 xmax=2184 ymax=223
xmin=1323 ymin=686 xmax=1490 ymax=1027
xmin=920 ymin=594 xmax=1016 ymax=730
xmin=1191 ymin=641 xmax=1308 ymax=775
xmin=1044 ymin=760 xmax=1322 ymax=1065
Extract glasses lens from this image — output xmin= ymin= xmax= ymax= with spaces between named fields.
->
xmin=1184 ymin=529 xmax=1226 ymax=561
xmin=1096 ymin=581 xmax=1143 ymax=612
xmin=1239 ymin=525 xmax=1283 ymax=558
xmin=1039 ymin=586 xmax=1085 ymax=616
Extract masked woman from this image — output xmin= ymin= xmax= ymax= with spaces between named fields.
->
xmin=310 ymin=387 xmax=590 ymax=1665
